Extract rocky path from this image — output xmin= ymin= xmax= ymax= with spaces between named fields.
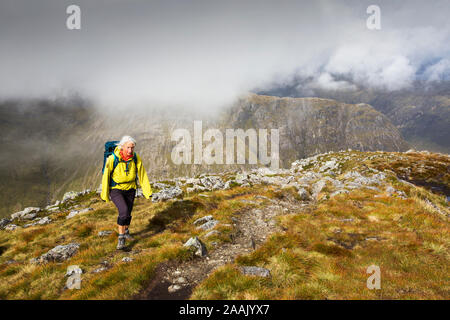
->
xmin=135 ymin=193 xmax=311 ymax=300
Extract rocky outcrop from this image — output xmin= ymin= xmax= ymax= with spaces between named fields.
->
xmin=152 ymin=186 xmax=183 ymax=202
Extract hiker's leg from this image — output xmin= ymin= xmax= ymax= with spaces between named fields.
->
xmin=110 ymin=189 xmax=131 ymax=231
xmin=123 ymin=188 xmax=136 ymax=229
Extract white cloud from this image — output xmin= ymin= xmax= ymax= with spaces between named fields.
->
xmin=424 ymin=59 xmax=450 ymax=82
xmin=0 ymin=0 xmax=448 ymax=109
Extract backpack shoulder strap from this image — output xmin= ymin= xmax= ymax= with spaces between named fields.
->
xmin=133 ymin=153 xmax=138 ymax=184
xmin=111 ymin=153 xmax=120 ymax=175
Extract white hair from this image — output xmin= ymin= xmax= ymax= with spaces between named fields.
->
xmin=117 ymin=135 xmax=136 ymax=148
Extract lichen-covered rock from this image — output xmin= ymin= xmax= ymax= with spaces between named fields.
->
xmin=23 ymin=216 xmax=52 ymax=228
xmin=30 ymin=243 xmax=80 ymax=264
xmin=152 ymin=186 xmax=183 ymax=202
xmin=183 ymin=236 xmax=207 ymax=257
xmin=196 ymin=219 xmax=219 ymax=231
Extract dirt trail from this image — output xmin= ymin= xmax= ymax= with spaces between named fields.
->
xmin=135 ymin=194 xmax=311 ymax=300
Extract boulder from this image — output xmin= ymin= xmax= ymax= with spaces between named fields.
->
xmin=152 ymin=186 xmax=183 ymax=202
xmin=196 ymin=219 xmax=219 ymax=231
xmin=183 ymin=236 xmax=207 ymax=257
xmin=30 ymin=242 xmax=80 ymax=264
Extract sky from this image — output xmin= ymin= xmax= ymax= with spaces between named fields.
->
xmin=0 ymin=0 xmax=449 ymax=111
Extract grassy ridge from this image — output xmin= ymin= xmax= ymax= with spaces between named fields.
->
xmin=0 ymin=151 xmax=448 ymax=300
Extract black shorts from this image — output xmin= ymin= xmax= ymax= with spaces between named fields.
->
xmin=110 ymin=188 xmax=136 ymax=226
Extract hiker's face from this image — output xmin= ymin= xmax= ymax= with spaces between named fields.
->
xmin=123 ymin=142 xmax=135 ymax=156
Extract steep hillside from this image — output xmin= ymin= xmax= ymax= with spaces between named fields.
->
xmin=258 ymin=80 xmax=450 ymax=153
xmin=223 ymin=94 xmax=409 ymax=165
xmin=0 ymin=150 xmax=448 ymax=300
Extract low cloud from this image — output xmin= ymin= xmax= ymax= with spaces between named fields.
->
xmin=0 ymin=0 xmax=448 ymax=110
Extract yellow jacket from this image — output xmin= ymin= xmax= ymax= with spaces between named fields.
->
xmin=101 ymin=147 xmax=152 ymax=202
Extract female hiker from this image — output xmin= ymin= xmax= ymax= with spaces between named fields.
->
xmin=101 ymin=136 xmax=152 ymax=250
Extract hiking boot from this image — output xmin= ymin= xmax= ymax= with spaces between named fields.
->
xmin=116 ymin=235 xmax=126 ymax=250
xmin=124 ymin=229 xmax=134 ymax=241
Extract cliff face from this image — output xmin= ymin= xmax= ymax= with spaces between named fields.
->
xmin=224 ymin=94 xmax=409 ymax=167
xmin=0 ymin=93 xmax=409 ymax=218
xmin=259 ymin=80 xmax=450 ymax=153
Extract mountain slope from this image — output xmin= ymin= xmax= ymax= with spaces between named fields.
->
xmin=0 ymin=150 xmax=448 ymax=300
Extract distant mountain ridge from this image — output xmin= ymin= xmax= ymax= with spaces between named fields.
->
xmin=257 ymin=80 xmax=450 ymax=153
